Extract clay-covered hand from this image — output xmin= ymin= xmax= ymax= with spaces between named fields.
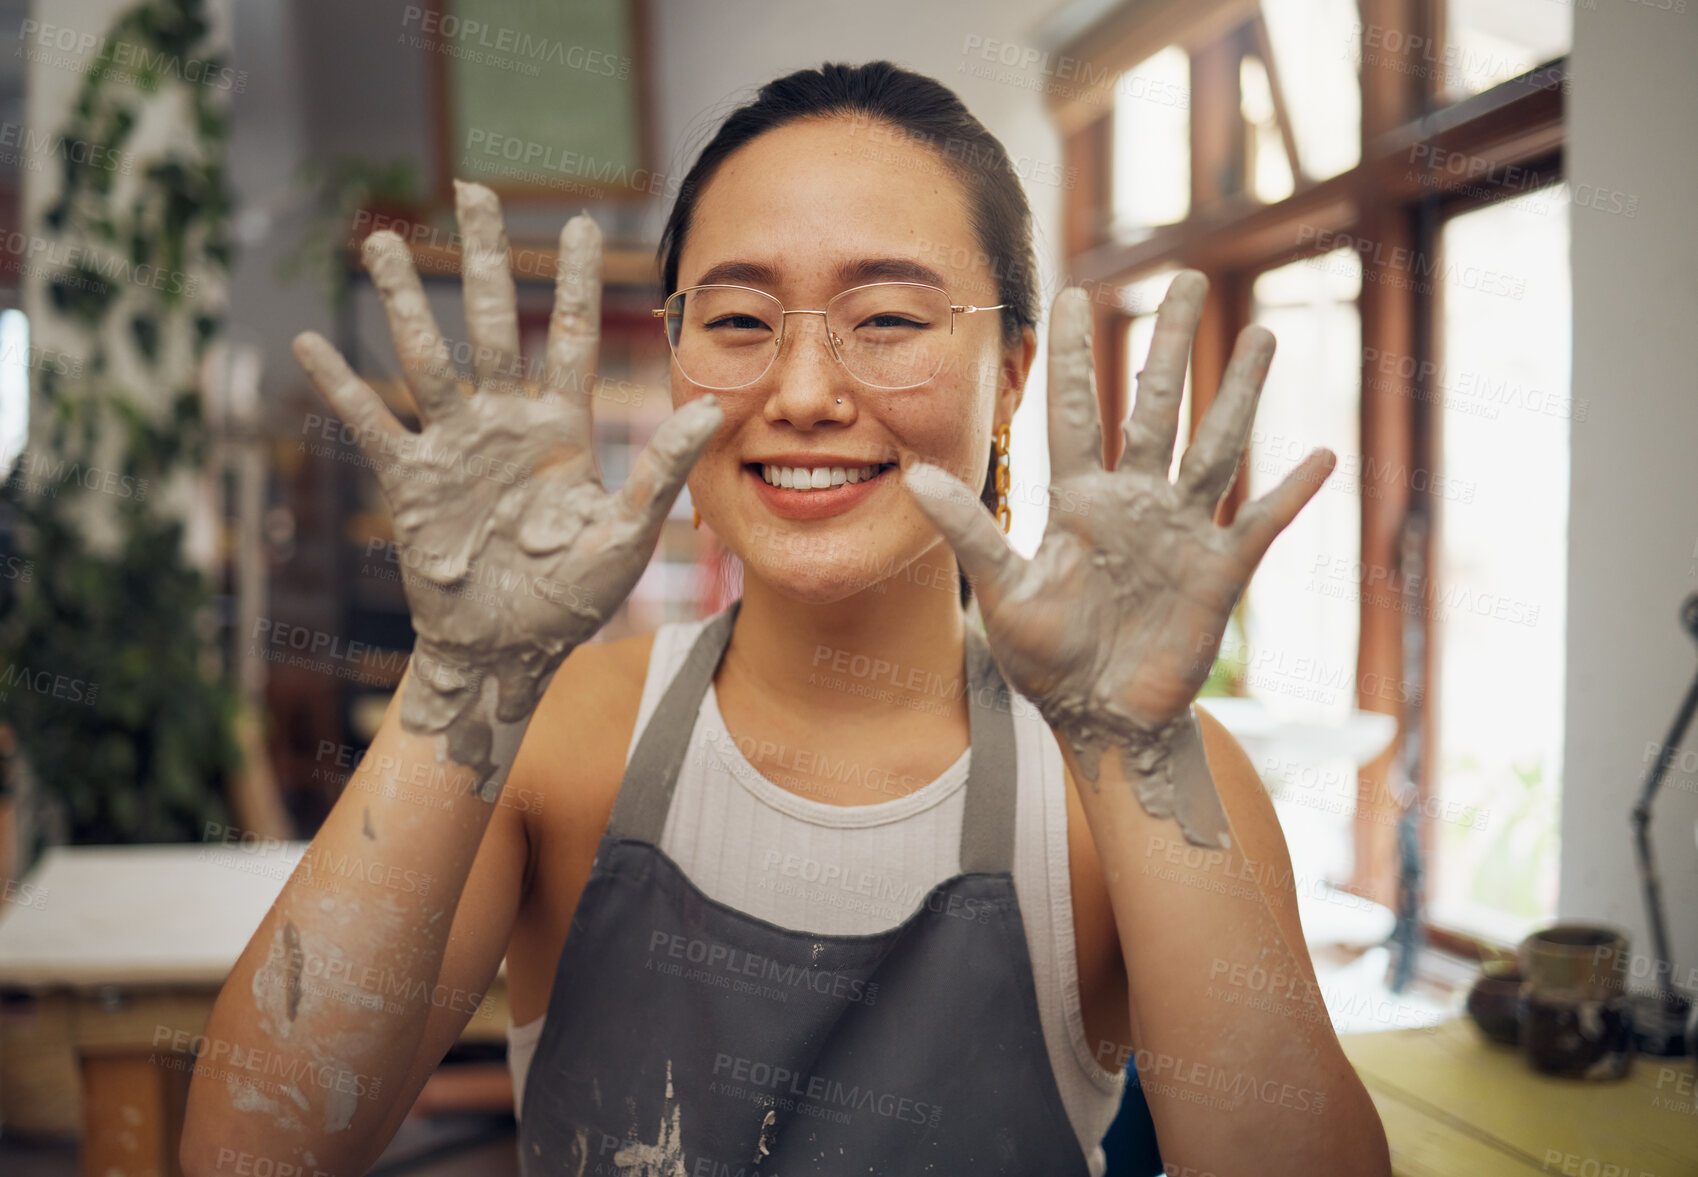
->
xmin=903 ymin=274 xmax=1333 ymax=841
xmin=291 ymin=181 xmax=721 ymax=794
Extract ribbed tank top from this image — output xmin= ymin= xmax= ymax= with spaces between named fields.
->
xmin=507 ymin=618 xmax=1126 ymax=1173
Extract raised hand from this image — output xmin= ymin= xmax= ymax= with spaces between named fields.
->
xmin=291 ymin=181 xmax=722 ymax=796
xmin=902 ymin=274 xmax=1334 ymax=844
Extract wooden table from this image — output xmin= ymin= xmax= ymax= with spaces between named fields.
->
xmin=1340 ymin=1018 xmax=1698 ymax=1176
xmin=0 ymin=844 xmax=508 ymax=1174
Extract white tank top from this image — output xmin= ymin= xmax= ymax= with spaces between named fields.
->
xmin=507 ymin=618 xmax=1127 ymax=1174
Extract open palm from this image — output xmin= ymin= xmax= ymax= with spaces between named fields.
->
xmin=292 ymin=181 xmax=720 ymax=703
xmin=905 ymin=274 xmax=1334 ymax=773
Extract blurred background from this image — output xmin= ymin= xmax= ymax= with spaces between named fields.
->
xmin=0 ymin=0 xmax=1693 ymax=1173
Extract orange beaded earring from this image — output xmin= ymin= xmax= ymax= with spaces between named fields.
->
xmin=993 ymin=423 xmax=1011 ymax=534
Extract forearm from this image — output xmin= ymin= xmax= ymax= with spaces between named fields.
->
xmin=1066 ymin=710 xmax=1390 ymax=1177
xmin=181 ymin=651 xmax=539 ymax=1173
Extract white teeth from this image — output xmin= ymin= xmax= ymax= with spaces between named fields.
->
xmin=760 ymin=463 xmax=882 ymax=490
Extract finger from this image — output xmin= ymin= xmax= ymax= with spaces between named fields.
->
xmin=903 ymin=461 xmax=1020 ymax=607
xmin=1230 ymin=448 xmax=1336 ymax=563
xmin=1176 ymin=323 xmax=1276 ymax=507
xmin=1046 ymin=287 xmax=1104 ymax=481
xmin=1119 ymin=270 xmax=1206 ymax=474
xmin=363 ymin=230 xmax=461 ymax=422
xmin=292 ymin=331 xmax=405 ymax=481
xmin=614 ymin=395 xmax=724 ymax=535
xmin=454 ymin=179 xmax=525 ymax=398
xmin=542 ymin=212 xmax=601 ymax=433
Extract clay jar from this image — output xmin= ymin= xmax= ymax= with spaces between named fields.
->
xmin=1517 ymin=923 xmax=1634 ymax=1080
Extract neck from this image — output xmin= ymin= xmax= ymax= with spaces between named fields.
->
xmin=722 ymin=543 xmax=969 ymax=723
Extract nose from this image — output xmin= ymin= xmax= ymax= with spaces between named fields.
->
xmin=762 ymin=310 xmax=855 ymax=429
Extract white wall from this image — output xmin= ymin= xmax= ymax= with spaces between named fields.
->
xmin=1563 ymin=0 xmax=1698 ymax=992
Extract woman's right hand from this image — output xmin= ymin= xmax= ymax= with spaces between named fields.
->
xmin=291 ymin=181 xmax=721 ymax=793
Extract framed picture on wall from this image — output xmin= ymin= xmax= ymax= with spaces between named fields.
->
xmin=425 ymin=0 xmax=657 ymax=202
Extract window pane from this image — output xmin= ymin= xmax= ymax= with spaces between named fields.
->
xmin=1243 ymin=248 xmax=1363 ymax=725
xmin=1260 ymin=0 xmax=1361 ymax=181
xmin=1235 ymin=250 xmax=1362 ymax=892
xmin=1444 ymin=0 xmax=1572 ymax=99
xmin=1241 ymin=55 xmax=1295 ymax=203
xmin=1120 ymin=269 xmax=1188 ymax=481
xmin=1111 ymin=47 xmax=1190 ymax=234
xmin=1431 ymin=188 xmax=1569 ymax=941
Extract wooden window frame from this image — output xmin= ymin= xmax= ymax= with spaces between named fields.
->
xmin=1053 ymin=0 xmax=1565 ymax=952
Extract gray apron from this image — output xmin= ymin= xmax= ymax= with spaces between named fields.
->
xmin=516 ymin=603 xmax=1095 ymax=1175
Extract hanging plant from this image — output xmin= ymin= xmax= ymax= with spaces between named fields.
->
xmin=0 ymin=0 xmax=240 ymax=852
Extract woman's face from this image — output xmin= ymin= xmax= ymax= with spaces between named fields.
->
xmin=671 ymin=114 xmax=1033 ymax=604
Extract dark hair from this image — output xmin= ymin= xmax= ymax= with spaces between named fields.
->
xmin=657 ymin=61 xmax=1040 ymax=606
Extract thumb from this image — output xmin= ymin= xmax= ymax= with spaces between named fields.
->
xmin=902 ymin=461 xmax=1019 ymax=605
xmin=617 ymin=395 xmax=723 ymax=533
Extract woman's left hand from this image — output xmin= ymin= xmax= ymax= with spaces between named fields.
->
xmin=903 ymin=273 xmax=1334 ymax=806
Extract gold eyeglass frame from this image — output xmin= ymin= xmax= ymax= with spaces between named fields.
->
xmin=651 ymin=281 xmax=1007 ymax=391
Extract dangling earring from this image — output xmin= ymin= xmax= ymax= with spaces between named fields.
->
xmin=692 ymin=508 xmax=702 ymax=530
xmin=994 ymin=423 xmax=1011 ymax=534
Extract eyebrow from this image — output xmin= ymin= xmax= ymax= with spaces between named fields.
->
xmin=691 ymin=256 xmax=951 ymax=291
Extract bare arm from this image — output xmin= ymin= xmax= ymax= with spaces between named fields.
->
xmin=180 ymin=180 xmax=720 ymax=1174
xmin=1070 ymin=707 xmax=1388 ymax=1174
xmin=904 ymin=275 xmax=1389 ymax=1174
xmin=179 ymin=662 xmax=527 ymax=1174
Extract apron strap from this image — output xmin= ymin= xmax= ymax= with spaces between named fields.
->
xmin=606 ymin=601 xmax=1019 ymax=877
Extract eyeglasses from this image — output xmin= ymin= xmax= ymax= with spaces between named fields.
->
xmin=651 ymin=282 xmax=1006 ymax=391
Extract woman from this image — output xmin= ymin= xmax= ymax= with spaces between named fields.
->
xmin=182 ymin=62 xmax=1390 ymax=1176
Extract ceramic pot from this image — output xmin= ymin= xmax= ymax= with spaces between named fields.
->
xmin=1517 ymin=924 xmax=1634 ymax=1080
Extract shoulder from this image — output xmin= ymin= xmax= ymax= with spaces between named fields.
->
xmin=505 ymin=630 xmax=658 ymax=881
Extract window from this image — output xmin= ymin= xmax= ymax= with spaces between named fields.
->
xmin=1429 ymin=186 xmax=1570 ymax=941
xmin=1051 ymin=0 xmax=1568 ymax=953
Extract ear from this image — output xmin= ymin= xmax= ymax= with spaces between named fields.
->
xmin=996 ymin=323 xmax=1038 ymax=429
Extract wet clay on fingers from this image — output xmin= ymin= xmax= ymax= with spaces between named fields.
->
xmin=903 ymin=277 xmax=1336 ymax=849
xmin=292 ymin=181 xmax=722 ymax=797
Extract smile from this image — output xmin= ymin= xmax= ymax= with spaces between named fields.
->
xmin=758 ymin=463 xmax=893 ymax=490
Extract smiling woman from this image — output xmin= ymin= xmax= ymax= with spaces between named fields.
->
xmin=180 ymin=61 xmax=1389 ymax=1177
